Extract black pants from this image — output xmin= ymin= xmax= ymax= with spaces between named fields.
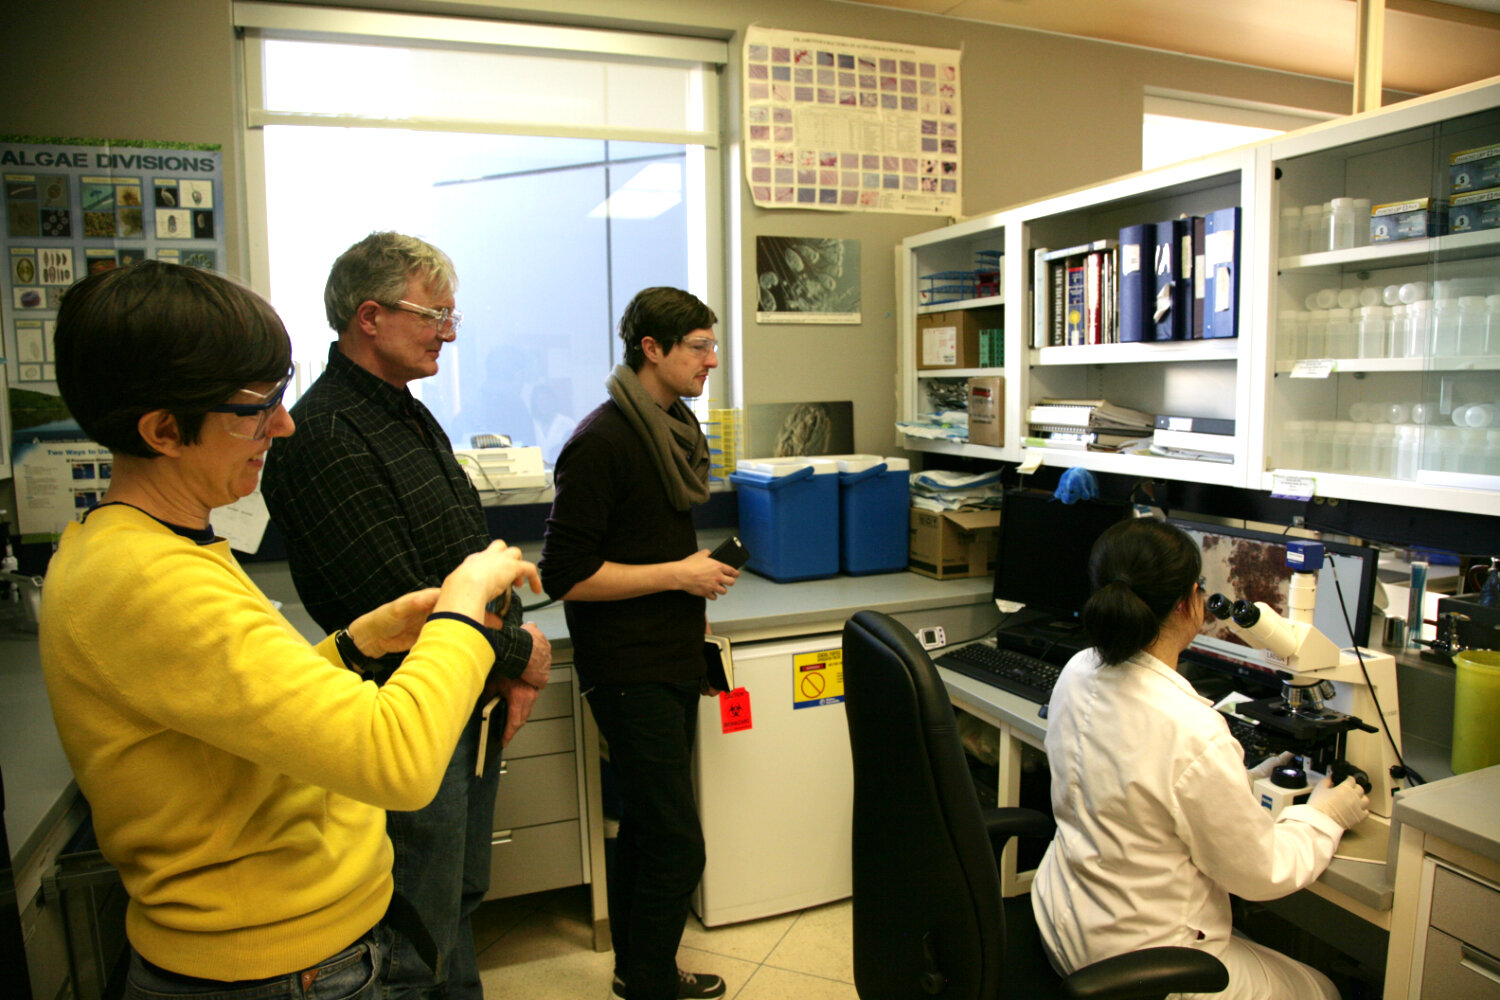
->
xmin=586 ymin=680 xmax=706 ymax=1000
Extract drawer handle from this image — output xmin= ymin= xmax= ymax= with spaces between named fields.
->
xmin=492 ymin=830 xmax=514 ymax=846
xmin=1462 ymin=943 xmax=1500 ymax=986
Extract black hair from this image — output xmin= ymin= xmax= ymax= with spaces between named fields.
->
xmin=1081 ymin=518 xmax=1203 ymax=666
xmin=54 ymin=261 xmax=292 ymax=457
xmin=618 ymin=286 xmax=717 ymax=370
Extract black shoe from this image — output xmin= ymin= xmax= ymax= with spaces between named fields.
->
xmin=612 ymin=969 xmax=727 ymax=1000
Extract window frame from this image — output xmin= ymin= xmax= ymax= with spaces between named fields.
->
xmin=234 ymin=2 xmax=729 ymax=407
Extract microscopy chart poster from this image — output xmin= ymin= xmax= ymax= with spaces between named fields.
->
xmin=0 ymin=137 xmax=224 ymax=388
xmin=743 ymin=26 xmax=961 ymax=216
xmin=755 ymin=236 xmax=861 ymax=323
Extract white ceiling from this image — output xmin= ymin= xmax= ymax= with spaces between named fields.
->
xmin=838 ymin=0 xmax=1500 ymax=96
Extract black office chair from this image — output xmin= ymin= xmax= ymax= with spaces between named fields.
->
xmin=842 ymin=610 xmax=1227 ymax=1000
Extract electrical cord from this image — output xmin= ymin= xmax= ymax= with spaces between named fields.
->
xmin=1328 ymin=553 xmax=1424 ymax=786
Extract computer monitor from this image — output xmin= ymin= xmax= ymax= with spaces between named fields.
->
xmin=1169 ymin=517 xmax=1380 ymax=687
xmin=992 ymin=489 xmax=1129 ymax=622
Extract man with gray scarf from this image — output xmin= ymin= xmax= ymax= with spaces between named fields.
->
xmin=539 ymin=287 xmax=738 ymax=1000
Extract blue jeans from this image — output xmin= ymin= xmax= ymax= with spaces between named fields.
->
xmin=380 ymin=702 xmax=503 ymax=1000
xmin=585 ymin=681 xmax=705 ymax=1000
xmin=123 ymin=933 xmax=378 ymax=999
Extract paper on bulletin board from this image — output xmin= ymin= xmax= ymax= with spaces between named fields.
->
xmin=12 ymin=437 xmax=112 ymax=540
xmin=743 ymin=25 xmax=961 ymax=215
xmin=792 ymin=647 xmax=845 ymax=708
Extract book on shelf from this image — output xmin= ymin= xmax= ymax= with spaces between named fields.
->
xmin=1027 ymin=428 xmax=1151 ymax=451
xmin=1152 ymin=427 xmax=1236 ymax=454
xmin=1151 ymin=217 xmax=1193 ymax=342
xmin=1031 ymin=247 xmax=1050 ymax=349
xmin=1148 ymin=443 xmax=1235 ymax=464
xmin=1037 ymin=239 xmax=1115 ymax=347
xmin=1028 ymin=397 xmax=1155 ymax=431
xmin=1065 ymin=263 xmax=1085 ymax=345
xmin=1153 ymin=414 xmax=1235 ymax=435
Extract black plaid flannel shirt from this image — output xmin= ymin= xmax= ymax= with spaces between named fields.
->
xmin=262 ymin=345 xmax=531 ymax=678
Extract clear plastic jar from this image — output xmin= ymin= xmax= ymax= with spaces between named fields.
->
xmin=1279 ymin=206 xmax=1303 ymax=257
xmin=1328 ymin=197 xmax=1358 ymax=250
xmin=1324 ymin=307 xmax=1356 ymax=358
xmin=1458 ymin=296 xmax=1488 ymax=356
xmin=1280 ymin=420 xmax=1307 ymax=469
xmin=1347 ymin=424 xmax=1375 ymax=475
xmin=1487 ymin=295 xmax=1500 ymax=355
xmin=1387 ymin=304 xmax=1408 ymax=358
xmin=1404 ymin=300 xmax=1432 ymax=358
xmin=1278 ymin=310 xmax=1304 ymax=361
xmin=1484 ymin=430 xmax=1500 ymax=475
xmin=1357 ymin=305 xmax=1387 ymax=358
xmin=1394 ymin=424 xmax=1420 ymax=479
xmin=1352 ymin=199 xmax=1372 ymax=246
xmin=1369 ymin=425 xmax=1396 ymax=478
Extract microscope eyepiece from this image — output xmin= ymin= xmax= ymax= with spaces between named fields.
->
xmin=1205 ymin=593 xmax=1233 ymax=620
xmin=1230 ymin=600 xmax=1261 ymax=628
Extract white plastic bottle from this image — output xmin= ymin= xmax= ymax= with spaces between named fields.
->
xmin=1464 ymin=403 xmax=1500 ymax=428
xmin=1280 ymin=420 xmax=1307 ymax=469
xmin=1411 ymin=400 xmax=1435 ymax=426
xmin=1394 ymin=424 xmax=1420 ymax=479
xmin=1304 ymin=309 xmax=1329 ymax=357
xmin=1302 ymin=205 xmax=1326 ymax=255
xmin=1484 ymin=430 xmax=1500 ymax=475
xmin=1325 ymin=307 xmax=1356 ymax=358
xmin=1357 ymin=305 xmax=1388 ymax=358
xmin=1457 ymin=296 xmax=1488 ymax=356
xmin=1431 ymin=299 xmax=1460 ymax=356
xmin=1383 ymin=285 xmax=1402 ymax=307
xmin=1314 ymin=287 xmax=1339 ymax=309
xmin=1358 ymin=287 xmax=1382 ymax=308
xmin=1398 ymin=282 xmax=1430 ymax=305
xmin=1328 ymin=422 xmax=1355 ymax=472
xmin=1370 ymin=425 xmax=1397 ymax=478
xmin=1404 ymin=300 xmax=1432 ymax=358
xmin=1385 ymin=402 xmax=1411 ymax=425
xmin=1347 ymin=424 xmax=1375 ymax=475
xmin=1278 ymin=310 xmax=1304 ymax=361
xmin=1336 ymin=288 xmax=1360 ymax=310
xmin=1279 ymin=206 xmax=1303 ymax=257
xmin=1386 ymin=304 xmax=1408 ymax=359
xmin=1352 ymin=199 xmax=1372 ymax=246
xmin=1304 ymin=420 xmax=1335 ymax=470
xmin=1457 ymin=428 xmax=1487 ymax=473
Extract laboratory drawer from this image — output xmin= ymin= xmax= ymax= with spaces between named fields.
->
xmin=1429 ymin=865 xmax=1500 ymax=959
xmin=493 ymin=752 xmax=579 ymax=829
xmin=503 ymin=715 xmax=574 ymax=759
xmin=527 ymin=679 xmax=574 ymax=722
xmin=485 ymin=820 xmax=584 ymax=900
xmin=1421 ymin=926 xmax=1500 ymax=999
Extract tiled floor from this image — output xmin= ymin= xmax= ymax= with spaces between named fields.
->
xmin=474 ymin=887 xmax=859 ymax=1000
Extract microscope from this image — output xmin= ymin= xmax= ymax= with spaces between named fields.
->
xmin=1205 ymin=540 xmax=1404 ymax=828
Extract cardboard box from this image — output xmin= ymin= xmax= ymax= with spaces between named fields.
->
xmin=1449 ymin=187 xmax=1500 ymax=235
xmin=908 ymin=508 xmax=1000 ymax=579
xmin=917 ymin=310 xmax=982 ymax=369
xmin=966 ymin=376 xmax=1004 ymax=447
xmin=1370 ymin=197 xmax=1446 ymax=242
xmin=1450 ymin=142 xmax=1500 ymax=195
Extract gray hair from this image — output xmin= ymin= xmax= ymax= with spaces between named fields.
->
xmin=324 ymin=231 xmax=457 ymax=333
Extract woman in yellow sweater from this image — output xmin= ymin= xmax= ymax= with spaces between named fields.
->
xmin=40 ymin=261 xmax=540 ymax=999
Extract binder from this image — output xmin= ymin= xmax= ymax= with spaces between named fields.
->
xmin=1191 ymin=215 xmax=1206 ymax=339
xmin=1203 ymin=207 xmax=1241 ymax=339
xmin=1151 ymin=218 xmax=1192 ymax=341
xmin=704 ymin=634 xmax=735 ymax=691
xmin=1031 ymin=247 xmax=1050 ymax=348
xmin=1117 ymin=223 xmax=1153 ymax=343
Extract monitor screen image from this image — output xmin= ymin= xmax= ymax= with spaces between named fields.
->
xmin=1169 ymin=517 xmax=1379 ymax=679
xmin=991 ymin=489 xmax=1129 ymax=622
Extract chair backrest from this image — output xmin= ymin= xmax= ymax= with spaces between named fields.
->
xmin=843 ymin=610 xmax=1007 ymax=1000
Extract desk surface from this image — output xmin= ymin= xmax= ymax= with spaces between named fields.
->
xmin=1391 ymin=763 xmax=1500 ymax=863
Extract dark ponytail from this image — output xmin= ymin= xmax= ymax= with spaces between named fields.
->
xmin=1081 ymin=519 xmax=1202 ymax=666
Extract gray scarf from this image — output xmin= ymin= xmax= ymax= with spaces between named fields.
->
xmin=606 ymin=364 xmax=710 ymax=511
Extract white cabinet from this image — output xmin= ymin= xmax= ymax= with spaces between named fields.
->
xmin=1261 ymin=79 xmax=1500 ymax=517
xmin=896 ymin=77 xmax=1500 ymax=515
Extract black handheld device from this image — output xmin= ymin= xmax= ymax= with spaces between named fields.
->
xmin=709 ymin=535 xmax=751 ymax=569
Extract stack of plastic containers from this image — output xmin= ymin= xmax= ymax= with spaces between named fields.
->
xmin=828 ymin=455 xmax=911 ymax=575
xmin=729 ymin=457 xmax=840 ymax=581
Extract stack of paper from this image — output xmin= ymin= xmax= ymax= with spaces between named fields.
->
xmin=1026 ymin=397 xmax=1154 ymax=450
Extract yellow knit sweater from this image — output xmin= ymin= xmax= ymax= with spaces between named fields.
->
xmin=39 ymin=504 xmax=493 ymax=979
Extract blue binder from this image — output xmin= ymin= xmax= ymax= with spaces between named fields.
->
xmin=1202 ymin=207 xmax=1241 ymax=339
xmin=1150 ymin=218 xmax=1192 ymax=341
xmin=1117 ymin=223 xmax=1153 ymax=343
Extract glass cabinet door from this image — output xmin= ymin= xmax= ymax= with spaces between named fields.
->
xmin=1268 ymin=92 xmax=1500 ymax=509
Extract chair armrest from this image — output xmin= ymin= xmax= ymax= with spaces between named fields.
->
xmin=1061 ymin=947 xmax=1228 ymax=999
xmin=981 ymin=806 xmax=1054 ymax=858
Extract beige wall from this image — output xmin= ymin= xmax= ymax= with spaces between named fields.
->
xmin=2 ymin=0 xmax=1372 ymax=457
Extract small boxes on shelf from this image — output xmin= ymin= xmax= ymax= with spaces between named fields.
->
xmin=918 ymin=270 xmax=979 ymax=305
xmin=1370 ymin=197 xmax=1447 ymax=242
xmin=1450 ymin=187 xmax=1500 ymax=235
xmin=1449 ymin=142 xmax=1500 ymax=195
xmin=917 ymin=310 xmax=982 ymax=369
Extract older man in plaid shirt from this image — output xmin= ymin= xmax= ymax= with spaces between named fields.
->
xmin=263 ymin=231 xmax=550 ymax=1000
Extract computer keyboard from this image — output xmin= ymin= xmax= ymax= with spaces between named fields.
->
xmin=1222 ymin=711 xmax=1281 ymax=767
xmin=936 ymin=641 xmax=1062 ymax=705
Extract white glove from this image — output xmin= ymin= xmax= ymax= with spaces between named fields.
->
xmin=1308 ymin=774 xmax=1370 ymax=830
xmin=1247 ymin=751 xmax=1296 ymax=785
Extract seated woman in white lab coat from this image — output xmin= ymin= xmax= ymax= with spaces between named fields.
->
xmin=1030 ymin=517 xmax=1370 ymax=1000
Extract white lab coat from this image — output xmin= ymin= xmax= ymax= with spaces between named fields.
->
xmin=1031 ymin=647 xmax=1344 ymax=975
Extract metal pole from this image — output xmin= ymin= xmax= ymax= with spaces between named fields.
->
xmin=1354 ymin=0 xmax=1386 ymax=113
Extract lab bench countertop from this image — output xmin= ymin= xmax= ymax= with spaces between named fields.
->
xmin=1391 ymin=763 xmax=1500 ymax=864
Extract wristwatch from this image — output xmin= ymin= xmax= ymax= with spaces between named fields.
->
xmin=334 ymin=629 xmax=370 ymax=675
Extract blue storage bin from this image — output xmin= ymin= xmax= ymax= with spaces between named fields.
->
xmin=833 ymin=456 xmax=911 ymax=575
xmin=728 ymin=458 xmax=839 ymax=582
